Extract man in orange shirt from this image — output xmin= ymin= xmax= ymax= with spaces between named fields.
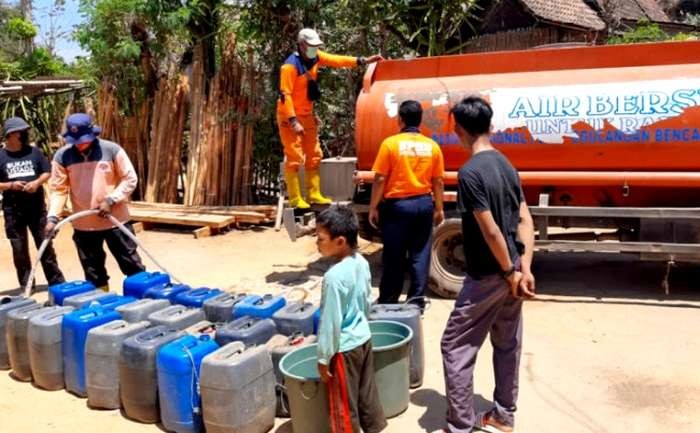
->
xmin=278 ymin=28 xmax=382 ymax=208
xmin=369 ymin=100 xmax=445 ymax=311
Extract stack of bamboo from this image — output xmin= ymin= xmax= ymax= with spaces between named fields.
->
xmin=96 ymin=84 xmax=120 ymax=141
xmin=96 ymin=83 xmax=150 ymax=200
xmin=145 ymin=75 xmax=189 ymax=203
xmin=185 ymin=36 xmax=256 ymax=206
xmin=96 ymin=37 xmax=258 ymax=207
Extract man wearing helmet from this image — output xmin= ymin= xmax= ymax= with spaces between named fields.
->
xmin=278 ymin=28 xmax=383 ymax=208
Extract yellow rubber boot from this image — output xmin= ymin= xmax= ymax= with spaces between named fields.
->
xmin=284 ymin=170 xmax=310 ymax=209
xmin=306 ymin=170 xmax=332 ymax=204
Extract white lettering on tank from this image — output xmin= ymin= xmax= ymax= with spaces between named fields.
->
xmin=384 ymin=93 xmax=398 ymax=118
xmin=432 ymin=93 xmax=449 ymax=107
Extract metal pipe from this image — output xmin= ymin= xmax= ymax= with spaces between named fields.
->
xmin=354 ymin=170 xmax=700 ymax=187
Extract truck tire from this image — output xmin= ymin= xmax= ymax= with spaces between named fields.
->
xmin=429 ymin=218 xmax=466 ymax=299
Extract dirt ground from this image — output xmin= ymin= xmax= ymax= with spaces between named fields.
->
xmin=1 ymin=221 xmax=699 ymax=433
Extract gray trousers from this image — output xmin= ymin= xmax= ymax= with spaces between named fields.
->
xmin=441 ymin=273 xmax=523 ymax=433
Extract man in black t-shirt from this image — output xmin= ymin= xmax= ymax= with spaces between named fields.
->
xmin=434 ymin=97 xmax=535 ymax=433
xmin=0 ymin=117 xmax=64 ymax=290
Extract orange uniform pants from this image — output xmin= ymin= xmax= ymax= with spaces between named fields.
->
xmin=277 ymin=113 xmax=323 ymax=172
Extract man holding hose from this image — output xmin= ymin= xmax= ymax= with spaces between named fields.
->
xmin=45 ymin=113 xmax=145 ymax=291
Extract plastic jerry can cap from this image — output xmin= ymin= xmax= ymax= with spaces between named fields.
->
xmin=289 ymin=333 xmax=306 ymax=346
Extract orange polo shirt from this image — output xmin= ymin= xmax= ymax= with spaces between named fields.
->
xmin=372 ymin=131 xmax=444 ymax=199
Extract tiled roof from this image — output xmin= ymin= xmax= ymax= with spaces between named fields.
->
xmin=520 ymin=0 xmax=607 ymax=30
xmin=591 ymin=0 xmax=673 ymax=22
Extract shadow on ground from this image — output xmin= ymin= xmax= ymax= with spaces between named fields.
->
xmin=267 ymin=243 xmax=700 ymax=308
xmin=0 ymin=284 xmax=47 ymax=297
xmin=533 ymin=252 xmax=700 ymax=305
xmin=410 ymin=388 xmax=492 ymax=431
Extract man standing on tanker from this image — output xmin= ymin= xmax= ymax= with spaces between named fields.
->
xmin=278 ymin=28 xmax=383 ymax=209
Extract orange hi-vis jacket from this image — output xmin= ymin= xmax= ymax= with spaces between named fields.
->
xmin=277 ymin=51 xmax=360 ymax=120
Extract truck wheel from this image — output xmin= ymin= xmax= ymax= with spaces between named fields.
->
xmin=429 ymin=218 xmax=466 ymax=299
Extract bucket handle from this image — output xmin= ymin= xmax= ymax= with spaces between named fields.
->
xmin=300 ymin=380 xmax=320 ymax=400
xmin=276 ymin=383 xmax=290 ymax=414
xmin=285 ymin=287 xmax=309 ymax=304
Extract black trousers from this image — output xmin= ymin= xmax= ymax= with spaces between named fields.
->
xmin=378 ymin=194 xmax=434 ymax=310
xmin=3 ymin=204 xmax=64 ymax=289
xmin=72 ymin=223 xmax=145 ymax=288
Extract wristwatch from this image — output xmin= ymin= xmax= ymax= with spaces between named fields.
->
xmin=501 ymin=266 xmax=516 ymax=279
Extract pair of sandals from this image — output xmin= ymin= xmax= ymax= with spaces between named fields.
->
xmin=430 ymin=409 xmax=515 ymax=433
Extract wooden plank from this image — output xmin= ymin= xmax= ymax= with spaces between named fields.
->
xmin=536 ymin=240 xmax=700 ymax=255
xmin=129 ymin=208 xmax=236 ymax=228
xmin=132 ymin=222 xmax=144 ymax=233
xmin=130 ymin=201 xmax=271 ymax=219
xmin=193 ymin=226 xmax=212 ymax=239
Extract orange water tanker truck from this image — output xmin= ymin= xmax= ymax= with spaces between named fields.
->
xmin=315 ymin=40 xmax=700 ymax=297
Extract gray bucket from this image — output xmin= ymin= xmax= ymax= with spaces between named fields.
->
xmin=280 ymin=344 xmax=330 ymax=433
xmin=370 ymin=320 xmax=413 ymax=418
xmin=369 ymin=303 xmax=424 ymax=388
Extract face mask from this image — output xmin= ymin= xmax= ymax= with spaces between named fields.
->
xmin=19 ymin=130 xmax=30 ymax=147
xmin=305 ymin=46 xmax=318 ymax=59
xmin=76 ymin=141 xmax=92 ymax=152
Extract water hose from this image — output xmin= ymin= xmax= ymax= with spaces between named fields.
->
xmin=23 ymin=209 xmax=183 ymax=298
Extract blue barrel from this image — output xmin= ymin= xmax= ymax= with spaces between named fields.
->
xmin=272 ymin=302 xmax=318 ymax=336
xmin=123 ymin=271 xmax=171 ymax=299
xmin=96 ymin=295 xmax=137 ymax=311
xmin=172 ymin=288 xmax=222 ymax=308
xmin=215 ymin=316 xmax=277 ymax=348
xmin=232 ymin=294 xmax=286 ymax=319
xmin=144 ymin=283 xmax=191 ymax=303
xmin=62 ymin=306 xmax=121 ymax=397
xmin=0 ymin=296 xmax=37 ymax=369
xmin=48 ymin=281 xmax=95 ymax=306
xmin=157 ymin=334 xmax=219 ymax=433
xmin=313 ymin=308 xmax=321 ymax=334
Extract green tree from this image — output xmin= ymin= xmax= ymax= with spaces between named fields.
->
xmin=608 ymin=19 xmax=698 ymax=44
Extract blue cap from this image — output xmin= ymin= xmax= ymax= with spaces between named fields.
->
xmin=3 ymin=117 xmax=30 ymax=136
xmin=63 ymin=113 xmax=101 ymax=145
